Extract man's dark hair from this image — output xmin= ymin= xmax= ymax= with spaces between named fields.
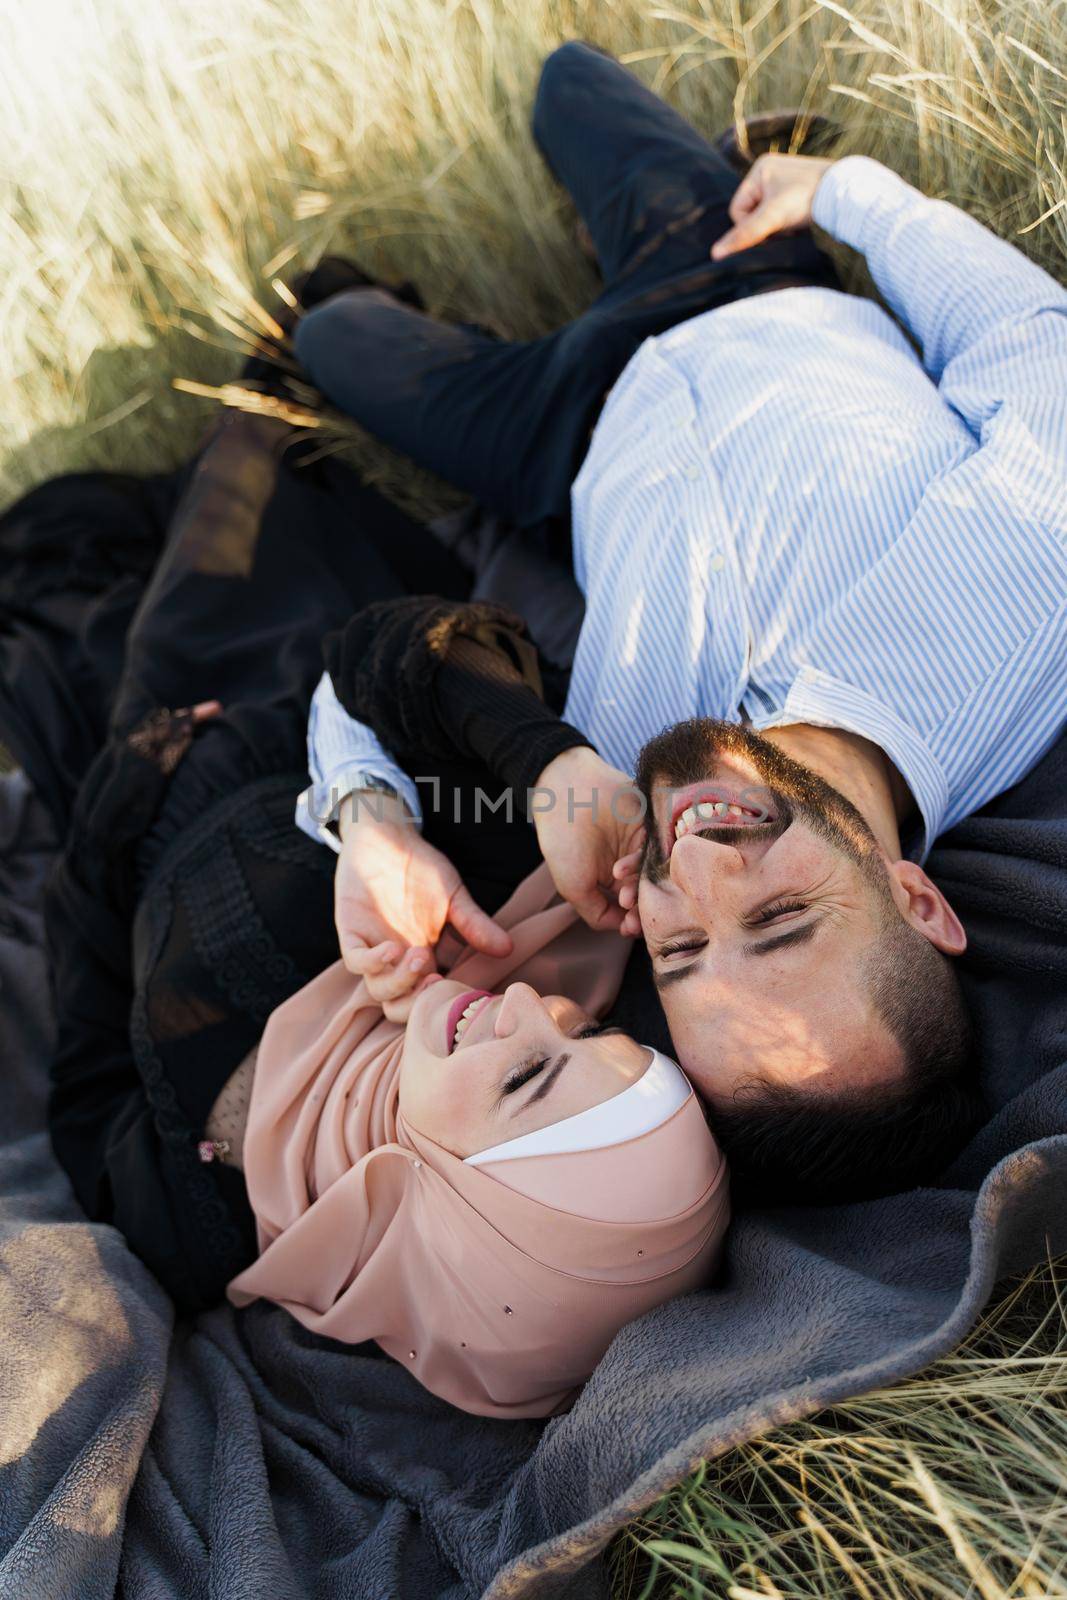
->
xmin=709 ymin=922 xmax=981 ymax=1206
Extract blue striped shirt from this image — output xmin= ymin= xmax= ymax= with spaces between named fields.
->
xmin=299 ymin=156 xmax=1067 ymax=860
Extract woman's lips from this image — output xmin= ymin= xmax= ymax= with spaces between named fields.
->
xmin=444 ymin=989 xmax=493 ymax=1055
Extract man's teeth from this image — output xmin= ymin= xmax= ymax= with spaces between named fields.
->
xmin=674 ymin=801 xmax=753 ymax=839
xmin=452 ymin=998 xmax=483 ymax=1048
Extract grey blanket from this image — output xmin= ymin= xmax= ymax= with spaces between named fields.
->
xmin=1 ymin=728 xmax=1064 ymax=1600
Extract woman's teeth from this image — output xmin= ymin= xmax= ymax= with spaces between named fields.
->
xmin=452 ymin=999 xmax=484 ymax=1049
xmin=674 ymin=800 xmax=756 ymax=840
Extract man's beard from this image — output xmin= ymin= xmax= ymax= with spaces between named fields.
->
xmin=634 ymin=718 xmax=885 ymax=886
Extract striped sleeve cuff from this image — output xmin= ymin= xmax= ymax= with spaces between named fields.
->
xmin=755 ymin=666 xmax=950 ymax=863
xmin=294 ymin=671 xmax=423 ymax=847
xmin=295 ymin=763 xmax=424 ymax=852
xmin=811 ymin=155 xmax=913 ymax=247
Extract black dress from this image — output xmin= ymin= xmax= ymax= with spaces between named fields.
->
xmin=2 ymin=414 xmax=465 ymax=1309
xmin=1 ymin=412 xmax=667 ymax=1311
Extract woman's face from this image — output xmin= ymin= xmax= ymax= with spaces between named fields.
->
xmin=399 ymin=976 xmax=651 ymax=1158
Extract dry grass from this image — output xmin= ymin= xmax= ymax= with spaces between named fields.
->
xmin=3 ymin=0 xmax=1066 ymax=517
xmin=3 ymin=0 xmax=1066 ymax=1591
xmin=611 ymin=1259 xmax=1067 ymax=1599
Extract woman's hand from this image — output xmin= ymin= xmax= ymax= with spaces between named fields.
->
xmin=532 ymin=747 xmax=646 ymax=933
xmin=711 ymin=153 xmax=833 ymax=260
xmin=334 ymin=790 xmax=512 ymax=1021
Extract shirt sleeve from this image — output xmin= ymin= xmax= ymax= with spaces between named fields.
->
xmin=812 ymin=157 xmax=1067 ymax=473
xmin=294 ymin=671 xmax=423 ymax=849
xmin=760 ymin=157 xmax=1067 ymax=858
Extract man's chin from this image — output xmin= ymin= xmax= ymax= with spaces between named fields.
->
xmin=636 ymin=719 xmax=749 ymax=788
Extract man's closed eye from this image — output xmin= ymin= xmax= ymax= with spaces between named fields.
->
xmin=653 ymin=912 xmax=827 ymax=987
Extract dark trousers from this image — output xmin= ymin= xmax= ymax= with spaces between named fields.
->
xmin=294 ymin=41 xmax=838 ymax=542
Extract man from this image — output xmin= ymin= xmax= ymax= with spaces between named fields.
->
xmin=290 ymin=42 xmax=1067 ymax=1197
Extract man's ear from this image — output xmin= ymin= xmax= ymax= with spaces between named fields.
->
xmin=885 ymin=861 xmax=967 ymax=955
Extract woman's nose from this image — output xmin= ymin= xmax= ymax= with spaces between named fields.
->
xmin=494 ymin=982 xmax=550 ymax=1038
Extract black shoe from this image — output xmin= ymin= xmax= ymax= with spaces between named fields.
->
xmin=289 ymin=256 xmax=425 ymax=320
xmin=713 ymin=110 xmax=840 ymax=176
xmin=240 ymin=256 xmax=424 ymax=390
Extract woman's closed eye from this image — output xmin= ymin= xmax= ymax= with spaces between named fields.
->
xmin=498 ymin=1023 xmax=616 ymax=1100
xmin=572 ymin=1021 xmax=610 ymax=1041
xmin=501 ymin=1057 xmax=549 ymax=1097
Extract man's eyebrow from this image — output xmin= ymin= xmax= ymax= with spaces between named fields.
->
xmin=514 ymin=1052 xmax=570 ymax=1115
xmin=652 ymin=964 xmax=698 ymax=992
xmin=743 ymin=916 xmax=824 ymax=958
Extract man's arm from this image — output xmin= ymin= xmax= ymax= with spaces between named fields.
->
xmin=713 ymin=154 xmax=1067 ymax=853
xmin=714 ymin=153 xmax=1067 ymax=461
xmin=295 ymin=670 xmax=422 ymax=849
xmin=810 ymin=155 xmax=1067 ymax=440
xmin=295 ymin=669 xmax=511 ymax=1004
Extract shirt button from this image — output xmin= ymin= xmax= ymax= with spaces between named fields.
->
xmin=684 ymin=465 xmax=700 ymax=480
xmin=710 ymin=553 xmax=726 ymax=573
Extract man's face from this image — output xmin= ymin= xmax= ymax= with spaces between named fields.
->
xmin=635 ymin=719 xmax=905 ymax=1105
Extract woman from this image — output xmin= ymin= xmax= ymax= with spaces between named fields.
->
xmin=2 ymin=314 xmax=727 ymax=1415
xmin=210 ymin=846 xmax=726 ymax=1417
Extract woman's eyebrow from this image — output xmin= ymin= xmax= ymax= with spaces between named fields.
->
xmin=514 ymin=1052 xmax=570 ymax=1115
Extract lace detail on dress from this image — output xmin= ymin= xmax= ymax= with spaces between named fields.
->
xmin=182 ymin=827 xmax=307 ymax=1026
xmin=126 ymin=707 xmax=200 ymax=777
xmin=241 ymin=818 xmax=334 ymax=873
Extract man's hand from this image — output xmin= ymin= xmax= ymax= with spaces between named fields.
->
xmin=612 ymin=847 xmax=644 ymax=939
xmin=335 ymin=791 xmax=512 ymax=1020
xmin=533 ymin=747 xmax=646 ymax=933
xmin=711 ymin=153 xmax=833 ymax=260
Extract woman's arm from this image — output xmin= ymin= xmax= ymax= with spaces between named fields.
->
xmin=46 ymin=704 xmax=259 ymax=1310
xmin=324 ymin=597 xmax=591 ymax=796
xmin=47 ymin=706 xmax=210 ymax=1215
xmin=313 ymin=600 xmax=575 ymax=1013
xmin=204 ymin=1043 xmax=258 ymax=1169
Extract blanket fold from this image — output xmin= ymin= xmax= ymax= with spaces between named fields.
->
xmin=0 ymin=726 xmax=1064 ymax=1596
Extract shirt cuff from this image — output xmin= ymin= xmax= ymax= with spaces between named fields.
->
xmin=811 ymin=155 xmax=913 ymax=253
xmin=753 ymin=666 xmax=950 ymax=862
xmin=294 ymin=762 xmax=424 ymax=853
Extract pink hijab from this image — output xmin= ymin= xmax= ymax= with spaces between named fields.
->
xmin=228 ymin=866 xmax=729 ymax=1418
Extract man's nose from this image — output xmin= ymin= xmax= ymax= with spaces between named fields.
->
xmin=494 ymin=982 xmax=550 ymax=1038
xmin=668 ymin=831 xmax=744 ymax=905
